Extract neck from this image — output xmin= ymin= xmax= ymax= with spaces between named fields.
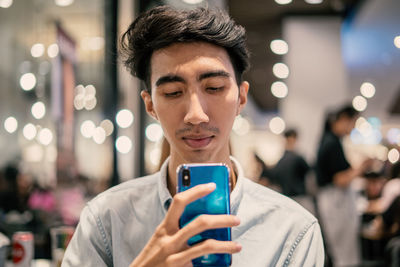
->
xmin=166 ymin=152 xmax=236 ymax=196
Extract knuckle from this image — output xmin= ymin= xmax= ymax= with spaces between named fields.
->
xmin=165 ymin=256 xmax=176 ymax=267
xmin=196 ymin=215 xmax=209 ymax=227
xmin=172 ymin=194 xmax=185 ymax=206
xmin=202 ymin=239 xmax=215 ymax=250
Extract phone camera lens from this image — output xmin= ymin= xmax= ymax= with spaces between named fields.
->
xmin=182 ymin=169 xmax=190 ymax=186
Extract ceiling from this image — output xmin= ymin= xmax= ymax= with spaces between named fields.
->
xmin=228 ymin=0 xmax=363 ymax=112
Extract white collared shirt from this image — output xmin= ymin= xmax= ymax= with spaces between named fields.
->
xmin=62 ymin=157 xmax=324 ymax=267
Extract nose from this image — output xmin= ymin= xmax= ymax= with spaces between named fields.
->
xmin=183 ymin=93 xmax=209 ymax=125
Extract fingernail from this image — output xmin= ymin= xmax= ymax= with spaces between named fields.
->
xmin=235 ymin=242 xmax=242 ymax=250
xmin=234 ymin=216 xmax=241 ymax=224
xmin=206 ymin=182 xmax=216 ymax=189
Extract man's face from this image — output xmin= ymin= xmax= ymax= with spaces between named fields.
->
xmin=141 ymin=42 xmax=249 ymax=163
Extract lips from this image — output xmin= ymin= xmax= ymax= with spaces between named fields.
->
xmin=182 ymin=135 xmax=214 ymax=149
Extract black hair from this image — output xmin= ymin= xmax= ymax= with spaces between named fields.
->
xmin=284 ymin=128 xmax=298 ymax=139
xmin=120 ymin=6 xmax=250 ymax=92
xmin=323 ymin=104 xmax=359 ymax=133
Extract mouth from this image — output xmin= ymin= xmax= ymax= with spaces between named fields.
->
xmin=182 ymin=135 xmax=214 ymax=149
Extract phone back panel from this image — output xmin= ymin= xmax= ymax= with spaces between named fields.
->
xmin=177 ymin=164 xmax=231 ymax=266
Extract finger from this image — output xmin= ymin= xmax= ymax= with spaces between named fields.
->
xmin=164 ymin=183 xmax=216 ymax=225
xmin=169 ymin=239 xmax=242 ymax=265
xmin=175 ymin=214 xmax=240 ymax=247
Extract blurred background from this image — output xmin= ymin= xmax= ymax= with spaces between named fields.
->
xmin=0 ymin=0 xmax=399 ymax=266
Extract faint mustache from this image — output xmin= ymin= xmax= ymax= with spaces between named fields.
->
xmin=175 ymin=124 xmax=220 ymax=136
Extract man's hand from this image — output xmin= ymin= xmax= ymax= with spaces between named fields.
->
xmin=129 ymin=183 xmax=241 ymax=267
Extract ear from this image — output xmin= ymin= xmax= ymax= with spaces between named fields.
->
xmin=236 ymin=81 xmax=249 ymax=115
xmin=141 ymin=90 xmax=158 ymax=120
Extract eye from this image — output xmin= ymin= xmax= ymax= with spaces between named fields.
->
xmin=206 ymin=86 xmax=224 ymax=92
xmin=164 ymin=91 xmax=182 ymax=97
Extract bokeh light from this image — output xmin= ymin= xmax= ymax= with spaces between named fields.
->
xmin=233 ymin=115 xmax=250 ymax=136
xmin=38 ymin=128 xmax=53 ymax=146
xmin=55 ymin=0 xmax=74 ymax=7
xmin=305 ymin=0 xmax=323 ymax=4
xmin=0 ymin=0 xmax=13 ymax=8
xmin=100 ymin=119 xmax=114 ymax=136
xmin=388 ymin=148 xmax=400 ymax=164
xmin=31 ymin=43 xmax=45 ymax=58
xmin=272 ymin=63 xmax=289 ymax=79
xmin=20 ymin=73 xmax=36 ymax=91
xmin=47 ymin=44 xmax=59 ymax=58
xmin=274 ymin=0 xmax=292 ymax=5
xmin=80 ymin=120 xmax=95 ymax=138
xmin=269 ymin=116 xmax=285 ymax=134
xmin=360 ymin=82 xmax=376 ymax=98
xmin=271 ymin=81 xmax=288 ymax=98
xmin=352 ymin=95 xmax=367 ymax=111
xmin=92 ymin=127 xmax=106 ymax=144
xmin=23 ymin=123 xmax=37 ymax=140
xmin=4 ymin=116 xmax=18 ymax=133
xmin=116 ymin=136 xmax=132 ymax=154
xmin=145 ymin=123 xmax=164 ymax=142
xmin=31 ymin=101 xmax=46 ymax=119
xmin=394 ymin=36 xmax=400 ymax=49
xmin=270 ymin=39 xmax=289 ymax=55
xmin=116 ymin=109 xmax=134 ymax=128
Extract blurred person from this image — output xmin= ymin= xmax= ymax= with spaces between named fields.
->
xmin=0 ymin=164 xmax=33 ymax=214
xmin=63 ymin=6 xmax=324 ymax=267
xmin=366 ymin=161 xmax=400 ymax=215
xmin=315 ymin=105 xmax=372 ymax=267
xmin=271 ymin=129 xmax=310 ymax=197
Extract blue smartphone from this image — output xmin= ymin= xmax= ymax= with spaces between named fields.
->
xmin=176 ymin=163 xmax=232 ymax=267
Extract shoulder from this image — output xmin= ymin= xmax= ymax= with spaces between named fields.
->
xmin=86 ymin=173 xmax=160 ymax=216
xmin=241 ymin=177 xmax=317 ymax=227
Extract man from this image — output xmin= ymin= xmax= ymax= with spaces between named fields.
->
xmin=272 ymin=129 xmax=310 ymax=197
xmin=316 ymin=105 xmax=372 ymax=267
xmin=62 ymin=6 xmax=324 ymax=266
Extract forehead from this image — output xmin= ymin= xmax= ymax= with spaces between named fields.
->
xmin=150 ymin=42 xmax=235 ymax=82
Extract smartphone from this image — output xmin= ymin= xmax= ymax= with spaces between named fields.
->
xmin=176 ymin=163 xmax=232 ymax=267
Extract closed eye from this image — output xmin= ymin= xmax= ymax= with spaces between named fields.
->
xmin=206 ymin=87 xmax=224 ymax=92
xmin=164 ymin=91 xmax=182 ymax=97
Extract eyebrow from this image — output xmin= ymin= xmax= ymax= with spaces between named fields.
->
xmin=155 ymin=70 xmax=231 ymax=87
xmin=198 ymin=70 xmax=231 ymax=80
xmin=155 ymin=75 xmax=185 ymax=87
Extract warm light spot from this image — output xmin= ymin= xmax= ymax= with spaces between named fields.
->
xmin=20 ymin=73 xmax=36 ymax=91
xmin=233 ymin=115 xmax=250 ymax=136
xmin=272 ymin=63 xmax=289 ymax=79
xmin=271 ymin=81 xmax=288 ymax=98
xmin=31 ymin=101 xmax=46 ymax=119
xmin=116 ymin=109 xmax=134 ymax=128
xmin=360 ymin=82 xmax=375 ymax=98
xmin=352 ymin=95 xmax=367 ymax=111
xmin=23 ymin=123 xmax=37 ymax=140
xmin=92 ymin=127 xmax=106 ymax=144
xmin=38 ymin=128 xmax=53 ymax=146
xmin=4 ymin=116 xmax=18 ymax=133
xmin=270 ymin=39 xmax=289 ymax=55
xmin=269 ymin=116 xmax=285 ymax=134
xmin=388 ymin=148 xmax=400 ymax=164
xmin=145 ymin=123 xmax=164 ymax=142
xmin=100 ymin=120 xmax=114 ymax=136
xmin=80 ymin=120 xmax=95 ymax=138
xmin=116 ymin=136 xmax=132 ymax=154
xmin=31 ymin=43 xmax=45 ymax=58
xmin=47 ymin=44 xmax=59 ymax=58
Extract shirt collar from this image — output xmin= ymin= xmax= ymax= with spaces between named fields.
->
xmin=157 ymin=156 xmax=245 ymax=215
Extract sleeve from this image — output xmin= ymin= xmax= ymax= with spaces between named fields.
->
xmin=61 ymin=205 xmax=113 ymax=267
xmin=286 ymin=222 xmax=325 ymax=267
